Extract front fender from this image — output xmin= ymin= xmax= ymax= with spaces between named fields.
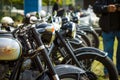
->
xmin=36 ymin=64 xmax=86 ymax=80
xmin=74 ymin=47 xmax=108 ymax=57
xmin=54 ymin=64 xmax=85 ymax=76
xmin=78 ymin=25 xmax=95 ymax=32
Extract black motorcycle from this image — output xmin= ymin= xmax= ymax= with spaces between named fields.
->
xmin=37 ymin=15 xmax=119 ymax=80
xmin=21 ymin=14 xmax=119 ymax=80
xmin=0 ymin=23 xmax=89 ymax=80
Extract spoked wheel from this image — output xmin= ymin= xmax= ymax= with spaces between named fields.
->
xmin=36 ymin=71 xmax=89 ymax=80
xmin=59 ymin=73 xmax=89 ymax=80
xmin=63 ymin=52 xmax=119 ymax=80
xmin=85 ymin=71 xmax=97 ymax=80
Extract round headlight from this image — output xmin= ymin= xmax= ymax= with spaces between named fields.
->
xmin=36 ymin=23 xmax=55 ymax=45
xmin=62 ymin=17 xmax=70 ymax=24
xmin=61 ymin=22 xmax=76 ymax=39
xmin=72 ymin=16 xmax=79 ymax=23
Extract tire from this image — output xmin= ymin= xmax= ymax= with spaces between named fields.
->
xmin=75 ymin=34 xmax=89 ymax=47
xmin=77 ymin=25 xmax=99 ymax=48
xmin=77 ymin=31 xmax=92 ymax=47
xmin=64 ymin=52 xmax=119 ymax=80
xmin=84 ymin=30 xmax=99 ymax=48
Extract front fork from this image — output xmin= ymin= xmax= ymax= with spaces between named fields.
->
xmin=55 ymin=31 xmax=81 ymax=67
xmin=32 ymin=27 xmax=60 ymax=80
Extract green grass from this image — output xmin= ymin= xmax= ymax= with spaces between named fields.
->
xmin=97 ymin=36 xmax=119 ymax=80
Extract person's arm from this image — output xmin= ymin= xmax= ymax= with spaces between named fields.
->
xmin=93 ymin=0 xmax=108 ymax=14
xmin=93 ymin=0 xmax=117 ymax=14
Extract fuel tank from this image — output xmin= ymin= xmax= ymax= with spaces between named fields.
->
xmin=0 ymin=36 xmax=22 ymax=60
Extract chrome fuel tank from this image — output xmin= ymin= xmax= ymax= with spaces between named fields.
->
xmin=0 ymin=37 xmax=22 ymax=60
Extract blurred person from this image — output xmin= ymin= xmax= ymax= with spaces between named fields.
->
xmin=52 ymin=0 xmax=64 ymax=17
xmin=52 ymin=0 xmax=60 ymax=13
xmin=93 ymin=0 xmax=120 ymax=76
xmin=68 ymin=4 xmax=77 ymax=12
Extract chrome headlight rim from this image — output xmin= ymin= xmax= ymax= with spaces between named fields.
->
xmin=71 ymin=22 xmax=76 ymax=39
xmin=61 ymin=22 xmax=76 ymax=39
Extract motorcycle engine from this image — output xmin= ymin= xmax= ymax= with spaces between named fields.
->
xmin=0 ymin=63 xmax=9 ymax=80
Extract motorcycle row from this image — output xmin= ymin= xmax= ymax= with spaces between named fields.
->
xmin=0 ymin=8 xmax=119 ymax=80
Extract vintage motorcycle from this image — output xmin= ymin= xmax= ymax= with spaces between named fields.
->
xmin=0 ymin=22 xmax=89 ymax=80
xmin=39 ymin=14 xmax=119 ymax=80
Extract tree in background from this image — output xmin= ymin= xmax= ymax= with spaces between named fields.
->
xmin=12 ymin=0 xmax=24 ymax=9
xmin=0 ymin=0 xmax=76 ymax=20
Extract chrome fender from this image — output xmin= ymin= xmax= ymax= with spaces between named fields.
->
xmin=36 ymin=64 xmax=86 ymax=80
xmin=54 ymin=64 xmax=85 ymax=76
xmin=74 ymin=47 xmax=108 ymax=57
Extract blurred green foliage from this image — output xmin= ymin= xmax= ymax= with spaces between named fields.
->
xmin=7 ymin=0 xmax=73 ymax=6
